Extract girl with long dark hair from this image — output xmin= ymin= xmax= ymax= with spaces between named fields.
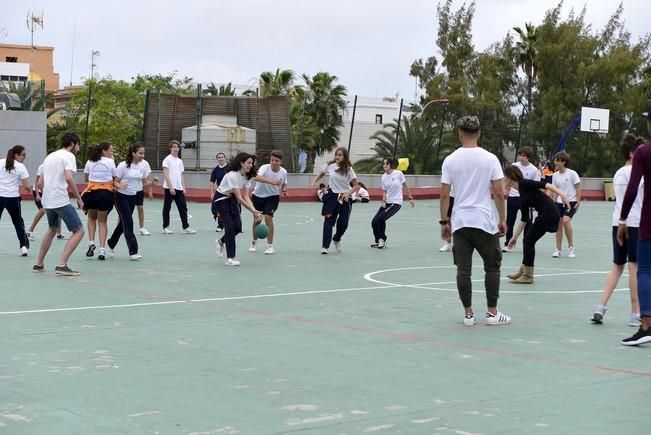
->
xmin=213 ymin=152 xmax=263 ymax=266
xmin=0 ymin=145 xmax=32 ymax=256
xmin=309 ymin=147 xmax=359 ymax=254
xmin=106 ymin=144 xmax=159 ymax=260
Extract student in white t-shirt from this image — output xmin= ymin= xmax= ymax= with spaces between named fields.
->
xmin=370 ymin=158 xmax=414 ymax=249
xmin=107 ymin=144 xmax=160 ymax=261
xmin=504 ymin=146 xmax=541 ymax=253
xmin=81 ymin=142 xmax=119 ymax=260
xmin=249 ymin=150 xmax=287 ymax=254
xmin=440 ymin=115 xmax=510 ymax=326
xmin=0 ymin=145 xmax=32 ymax=256
xmin=310 ymin=147 xmax=360 ymax=254
xmin=213 ymin=152 xmax=263 ymax=266
xmin=161 ymin=140 xmax=195 ymax=234
xmin=33 ymin=132 xmax=85 ymax=276
xmin=551 ymin=151 xmax=582 ymax=258
xmin=352 ymin=182 xmax=370 ymax=203
xmin=592 ymin=135 xmax=644 ymax=326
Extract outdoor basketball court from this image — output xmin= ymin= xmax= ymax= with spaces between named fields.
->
xmin=1 ymin=199 xmax=647 ymax=434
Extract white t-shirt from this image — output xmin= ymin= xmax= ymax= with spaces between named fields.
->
xmin=215 ymin=171 xmax=251 ymax=201
xmin=508 ymin=161 xmax=541 ymax=197
xmin=41 ymin=149 xmax=77 ymax=209
xmin=352 ymin=186 xmax=370 ymax=201
xmin=441 ymin=147 xmax=503 ymax=234
xmin=162 ymin=155 xmax=184 ymax=190
xmin=33 ymin=164 xmax=44 ymax=192
xmin=116 ymin=161 xmax=151 ymax=196
xmin=382 ymin=170 xmax=406 ymax=205
xmin=322 ymin=163 xmax=356 ymax=193
xmin=0 ymin=159 xmax=29 ymax=198
xmin=252 ymin=164 xmax=288 ymax=198
xmin=84 ymin=157 xmax=116 ymax=183
xmin=612 ymin=165 xmax=643 ymax=227
xmin=552 ymin=169 xmax=580 ymax=202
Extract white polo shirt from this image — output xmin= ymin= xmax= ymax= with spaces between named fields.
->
xmin=382 ymin=170 xmax=406 ymax=205
xmin=552 ymin=169 xmax=580 ymax=202
xmin=84 ymin=157 xmax=116 ymax=182
xmin=508 ymin=161 xmax=541 ymax=197
xmin=116 ymin=161 xmax=151 ymax=196
xmin=322 ymin=163 xmax=356 ymax=193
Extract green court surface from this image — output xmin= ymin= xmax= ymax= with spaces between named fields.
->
xmin=1 ymin=199 xmax=648 ymax=434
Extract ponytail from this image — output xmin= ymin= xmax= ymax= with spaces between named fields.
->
xmin=5 ymin=145 xmax=25 ymax=172
xmin=89 ymin=141 xmax=112 ymax=162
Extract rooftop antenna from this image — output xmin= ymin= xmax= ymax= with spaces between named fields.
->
xmin=0 ymin=27 xmax=8 ymax=39
xmin=69 ymin=9 xmax=78 ymax=86
xmin=26 ymin=9 xmax=45 ymax=48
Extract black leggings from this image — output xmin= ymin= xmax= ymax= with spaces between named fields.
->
xmin=371 ymin=203 xmax=402 ymax=243
xmin=162 ymin=189 xmax=189 ymax=229
xmin=0 ymin=196 xmax=29 ymax=249
xmin=108 ymin=192 xmax=138 ymax=255
xmin=522 ymin=217 xmax=558 ymax=266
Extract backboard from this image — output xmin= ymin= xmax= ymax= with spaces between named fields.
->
xmin=580 ymin=107 xmax=609 ymax=133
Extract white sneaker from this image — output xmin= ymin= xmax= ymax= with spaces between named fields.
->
xmin=486 ymin=311 xmax=512 ymax=325
xmin=216 ymin=239 xmax=225 ymax=258
xmin=321 ymin=247 xmax=328 ymax=255
xmin=334 ymin=241 xmax=342 ymax=252
xmin=97 ymin=247 xmax=106 ymax=261
xmin=20 ymin=246 xmax=28 ymax=257
xmin=439 ymin=242 xmax=453 ymax=252
xmin=215 ymin=227 xmax=223 ymax=232
xmin=162 ymin=228 xmax=174 ymax=234
xmin=139 ymin=227 xmax=151 ymax=236
xmin=107 ymin=248 xmax=114 ymax=258
xmin=264 ymin=246 xmax=275 ymax=255
xmin=129 ymin=253 xmax=143 ymax=261
xmin=249 ymin=241 xmax=257 ymax=252
xmin=224 ymin=258 xmax=240 ymax=266
xmin=568 ymin=246 xmax=576 ymax=258
xmin=377 ymin=239 xmax=386 ymax=249
xmin=552 ymin=249 xmax=561 ymax=258
xmin=501 ymin=246 xmax=512 ymax=253
xmin=187 ymin=214 xmax=193 ymax=219
xmin=182 ymin=228 xmax=197 ymax=234
xmin=26 ymin=231 xmax=35 ymax=241
xmin=463 ymin=313 xmax=477 ymax=326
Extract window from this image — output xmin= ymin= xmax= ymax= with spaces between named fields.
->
xmin=375 ymin=114 xmax=383 ymax=124
xmin=5 ymin=56 xmax=18 ymax=63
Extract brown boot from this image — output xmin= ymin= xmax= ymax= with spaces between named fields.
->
xmin=508 ymin=264 xmax=525 ymax=280
xmin=512 ymin=266 xmax=534 ymax=284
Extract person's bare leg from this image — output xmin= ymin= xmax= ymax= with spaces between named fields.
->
xmin=36 ymin=227 xmax=57 ymax=266
xmin=29 ymin=208 xmax=45 ymax=233
xmin=137 ymin=205 xmax=145 ymax=229
xmin=629 ymin=262 xmax=639 ymax=315
xmin=57 ymin=227 xmax=85 ymax=266
xmin=564 ymin=217 xmax=574 ymax=247
xmin=87 ymin=209 xmax=97 ymax=243
xmin=598 ymin=264 xmax=625 ymax=306
xmin=97 ymin=210 xmax=108 ymax=247
xmin=555 ymin=219 xmax=564 ymax=250
xmin=265 ymin=214 xmax=274 ymax=244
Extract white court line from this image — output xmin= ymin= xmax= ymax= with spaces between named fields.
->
xmin=0 ymin=284 xmax=398 ymax=316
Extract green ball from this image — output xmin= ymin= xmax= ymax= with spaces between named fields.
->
xmin=255 ymin=223 xmax=269 ymax=239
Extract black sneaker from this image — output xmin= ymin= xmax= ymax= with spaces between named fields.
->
xmin=55 ymin=265 xmax=80 ymax=276
xmin=621 ymin=327 xmax=651 ymax=346
xmin=32 ymin=264 xmax=45 ymax=272
xmin=370 ymin=243 xmax=379 ymax=248
xmin=86 ymin=244 xmax=96 ymax=257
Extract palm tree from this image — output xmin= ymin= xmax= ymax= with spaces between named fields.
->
xmin=259 ymin=68 xmax=295 ymax=97
xmin=354 ymin=115 xmax=455 ymax=175
xmin=513 ymin=23 xmax=538 ymax=117
xmin=203 ymin=82 xmax=236 ymax=96
xmin=300 ymin=72 xmax=347 ymax=171
xmin=0 ymin=80 xmax=51 ymax=111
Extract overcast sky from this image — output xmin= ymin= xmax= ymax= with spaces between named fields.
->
xmin=2 ymin=0 xmax=647 ymax=101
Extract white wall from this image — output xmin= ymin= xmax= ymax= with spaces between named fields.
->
xmin=0 ymin=110 xmax=47 ymax=179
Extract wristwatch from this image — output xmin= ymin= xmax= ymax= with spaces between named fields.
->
xmin=439 ymin=219 xmax=449 ymax=225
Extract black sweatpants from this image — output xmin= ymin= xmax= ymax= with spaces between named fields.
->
xmin=216 ymin=197 xmax=242 ymax=259
xmin=371 ymin=203 xmax=402 ymax=243
xmin=321 ymin=190 xmax=352 ymax=249
xmin=162 ymin=189 xmax=190 ymax=229
xmin=522 ymin=217 xmax=558 ymax=267
xmin=0 ymin=196 xmax=29 ymax=249
xmin=108 ymin=192 xmax=138 ymax=255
